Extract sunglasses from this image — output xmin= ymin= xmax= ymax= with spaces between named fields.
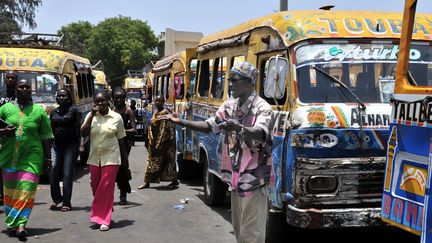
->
xmin=228 ymin=77 xmax=247 ymax=83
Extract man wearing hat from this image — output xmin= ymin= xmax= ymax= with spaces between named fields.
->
xmin=161 ymin=61 xmax=273 ymax=243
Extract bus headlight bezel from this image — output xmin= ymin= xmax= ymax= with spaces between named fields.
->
xmin=306 ymin=175 xmax=338 ymax=194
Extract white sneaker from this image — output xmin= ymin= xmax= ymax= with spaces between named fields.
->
xmin=100 ymin=224 xmax=109 ymax=231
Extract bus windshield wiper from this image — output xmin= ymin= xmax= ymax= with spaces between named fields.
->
xmin=312 ymin=66 xmax=366 ymax=110
xmin=312 ymin=65 xmax=366 ymax=149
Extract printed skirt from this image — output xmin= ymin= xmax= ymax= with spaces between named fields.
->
xmin=2 ymin=168 xmax=39 ymax=228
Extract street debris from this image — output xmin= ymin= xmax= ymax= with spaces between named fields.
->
xmin=180 ymin=198 xmax=189 ymax=204
xmin=173 ymin=204 xmax=185 ymax=210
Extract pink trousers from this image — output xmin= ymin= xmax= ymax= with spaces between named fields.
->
xmin=89 ymin=165 xmax=119 ymax=226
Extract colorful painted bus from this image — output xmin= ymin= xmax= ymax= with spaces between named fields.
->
xmin=149 ymin=48 xmax=199 ymax=176
xmin=123 ymin=70 xmax=145 ymax=107
xmin=0 ymin=34 xmax=95 ymax=167
xmin=0 ymin=33 xmax=95 ymax=114
xmin=380 ymin=1 xmax=432 ymax=242
xmin=175 ymin=9 xmax=432 ymax=237
xmin=93 ymin=70 xmax=109 ymax=93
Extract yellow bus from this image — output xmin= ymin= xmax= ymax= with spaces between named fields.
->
xmin=151 ymin=48 xmax=197 ymax=111
xmin=93 ymin=70 xmax=109 ymax=92
xmin=0 ymin=34 xmax=95 ymax=114
xmin=150 ymin=48 xmax=198 ymax=177
xmin=179 ymin=9 xmax=432 ymax=236
xmin=123 ymin=70 xmax=145 ymax=106
xmin=380 ymin=0 xmax=432 ymax=241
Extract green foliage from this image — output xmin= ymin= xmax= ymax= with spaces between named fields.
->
xmin=0 ymin=0 xmax=42 ymax=31
xmin=58 ymin=21 xmax=94 ymax=56
xmin=86 ymin=16 xmax=158 ymax=81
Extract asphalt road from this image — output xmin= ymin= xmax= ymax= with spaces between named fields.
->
xmin=0 ymin=141 xmax=235 ymax=243
xmin=0 ymin=141 xmax=422 ymax=243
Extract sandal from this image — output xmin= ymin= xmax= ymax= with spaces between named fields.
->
xmin=138 ymin=183 xmax=150 ymax=189
xmin=61 ymin=205 xmax=71 ymax=212
xmin=100 ymin=224 xmax=110 ymax=231
xmin=167 ymin=180 xmax=179 ymax=188
xmin=49 ymin=202 xmax=61 ymax=210
xmin=16 ymin=226 xmax=28 ymax=238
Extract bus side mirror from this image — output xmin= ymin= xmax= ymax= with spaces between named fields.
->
xmin=264 ymin=56 xmax=288 ymax=99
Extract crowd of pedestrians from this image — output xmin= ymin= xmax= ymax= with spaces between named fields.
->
xmin=0 ymin=61 xmax=271 ymax=242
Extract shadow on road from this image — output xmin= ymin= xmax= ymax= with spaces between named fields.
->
xmin=196 ymin=194 xmax=231 ymax=224
xmin=27 ymin=227 xmax=62 ymax=237
xmin=179 ymin=179 xmax=203 ymax=187
xmin=114 ymin=201 xmax=142 ymax=209
xmin=70 ymin=205 xmax=91 ymax=212
xmin=111 ymin=219 xmax=135 ymax=229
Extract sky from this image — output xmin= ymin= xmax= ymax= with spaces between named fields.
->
xmin=29 ymin=0 xmax=432 ymax=36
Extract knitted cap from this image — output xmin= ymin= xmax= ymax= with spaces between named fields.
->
xmin=230 ymin=61 xmax=258 ymax=83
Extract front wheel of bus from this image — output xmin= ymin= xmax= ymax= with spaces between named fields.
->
xmin=203 ymin=154 xmax=227 ymax=206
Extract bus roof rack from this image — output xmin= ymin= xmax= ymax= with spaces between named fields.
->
xmin=0 ymin=32 xmax=68 ymax=50
xmin=127 ymin=70 xmax=145 ymax=78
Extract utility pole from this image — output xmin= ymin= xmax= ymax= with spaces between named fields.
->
xmin=280 ymin=0 xmax=288 ymax=11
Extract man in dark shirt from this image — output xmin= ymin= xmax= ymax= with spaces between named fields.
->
xmin=0 ymin=72 xmax=18 ymax=106
xmin=0 ymin=71 xmax=18 ymax=205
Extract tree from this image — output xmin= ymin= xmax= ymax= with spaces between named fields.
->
xmin=58 ymin=21 xmax=94 ymax=56
xmin=86 ymin=16 xmax=158 ymax=83
xmin=0 ymin=0 xmax=42 ymax=32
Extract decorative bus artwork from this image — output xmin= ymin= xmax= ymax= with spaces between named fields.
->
xmin=380 ymin=1 xmax=432 ymax=243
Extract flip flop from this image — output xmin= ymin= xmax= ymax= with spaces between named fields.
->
xmin=61 ymin=206 xmax=71 ymax=212
xmin=137 ymin=183 xmax=150 ymax=189
xmin=100 ymin=224 xmax=110 ymax=231
xmin=49 ymin=203 xmax=60 ymax=210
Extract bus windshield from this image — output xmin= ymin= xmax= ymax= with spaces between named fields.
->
xmin=94 ymin=83 xmax=106 ymax=92
xmin=295 ymin=42 xmax=432 ymax=104
xmin=127 ymin=91 xmax=141 ymax=99
xmin=0 ymin=71 xmax=59 ymax=104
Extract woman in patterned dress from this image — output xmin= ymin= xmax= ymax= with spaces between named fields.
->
xmin=138 ymin=96 xmax=178 ymax=189
xmin=0 ymin=79 xmax=53 ymax=238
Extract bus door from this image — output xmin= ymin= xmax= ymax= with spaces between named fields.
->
xmin=182 ymin=58 xmax=198 ymax=161
xmin=381 ymin=0 xmax=432 ymax=241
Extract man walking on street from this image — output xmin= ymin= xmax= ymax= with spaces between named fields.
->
xmin=161 ymin=61 xmax=273 ymax=243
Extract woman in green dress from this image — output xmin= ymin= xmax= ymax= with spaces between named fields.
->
xmin=0 ymin=79 xmax=53 ymax=238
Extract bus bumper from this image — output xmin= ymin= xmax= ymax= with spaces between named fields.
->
xmin=286 ymin=205 xmax=385 ymax=228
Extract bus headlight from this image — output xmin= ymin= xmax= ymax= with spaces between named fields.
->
xmin=306 ymin=175 xmax=338 ymax=194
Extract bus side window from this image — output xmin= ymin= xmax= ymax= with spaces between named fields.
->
xmin=154 ymin=76 xmax=159 ymax=96
xmin=161 ymin=75 xmax=166 ymax=97
xmin=81 ymin=73 xmax=89 ymax=98
xmin=165 ymin=73 xmax=170 ymax=100
xmin=174 ymin=74 xmax=184 ymax=99
xmin=190 ymin=59 xmax=199 ymax=95
xmin=198 ymin=59 xmax=212 ymax=97
xmin=76 ymin=72 xmax=84 ymax=99
xmin=87 ymin=73 xmax=94 ymax=97
xmin=211 ymin=57 xmax=226 ymax=99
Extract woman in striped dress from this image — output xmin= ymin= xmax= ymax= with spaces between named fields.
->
xmin=0 ymin=79 xmax=53 ymax=238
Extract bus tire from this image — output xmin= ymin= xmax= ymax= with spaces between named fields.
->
xmin=265 ymin=210 xmax=289 ymax=243
xmin=203 ymin=154 xmax=227 ymax=206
